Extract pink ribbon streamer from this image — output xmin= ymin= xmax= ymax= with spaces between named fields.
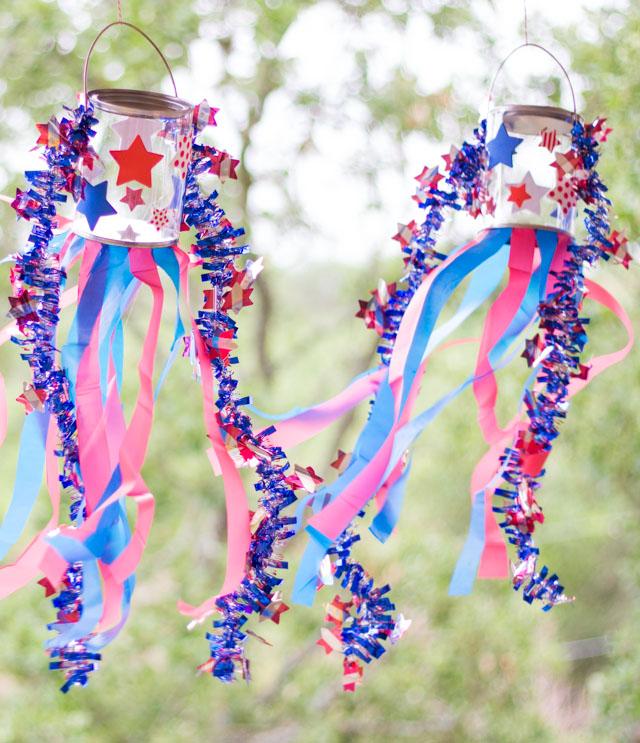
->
xmin=474 ymin=274 xmax=634 ymax=581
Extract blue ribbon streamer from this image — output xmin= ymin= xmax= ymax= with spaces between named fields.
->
xmin=448 ymin=229 xmax=561 ymax=595
xmin=293 ymin=228 xmax=511 ymax=605
xmin=0 ymin=411 xmax=49 ymax=560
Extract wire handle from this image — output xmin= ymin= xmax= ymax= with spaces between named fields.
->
xmin=487 ymin=42 xmax=577 ymax=117
xmin=83 ymin=21 xmax=178 ymax=104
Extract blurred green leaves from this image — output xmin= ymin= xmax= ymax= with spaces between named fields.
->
xmin=0 ymin=1 xmax=638 ymax=741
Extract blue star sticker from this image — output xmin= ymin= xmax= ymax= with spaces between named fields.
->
xmin=487 ymin=124 xmax=523 ymax=169
xmin=77 ymin=180 xmax=117 ymax=230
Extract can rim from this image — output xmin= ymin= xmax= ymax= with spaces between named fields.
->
xmin=491 ymin=222 xmax=574 ymax=237
xmin=491 ymin=103 xmax=582 ymax=132
xmin=88 ymin=88 xmax=193 ymax=119
xmin=72 ymin=222 xmax=179 ymax=248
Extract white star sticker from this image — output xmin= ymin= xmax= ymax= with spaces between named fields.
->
xmin=517 ymin=171 xmax=549 ymax=215
xmin=118 ymin=224 xmax=140 ymax=242
xmin=112 ymin=117 xmax=163 ymax=149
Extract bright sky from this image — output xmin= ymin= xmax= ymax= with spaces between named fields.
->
xmin=6 ymin=0 xmax=627 ymax=266
xmin=177 ymin=0 xmax=622 ymax=267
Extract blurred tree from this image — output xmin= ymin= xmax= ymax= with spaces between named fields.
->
xmin=0 ymin=1 xmax=637 ymax=741
xmin=560 ymin=3 xmax=640 ymax=739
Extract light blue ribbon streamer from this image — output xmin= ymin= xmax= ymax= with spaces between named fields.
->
xmin=293 ymin=228 xmax=511 ymax=605
xmin=447 ymin=229 xmax=561 ymax=595
xmin=153 ymin=247 xmax=186 ymax=400
xmin=375 ymin=229 xmax=556 ymax=544
xmin=48 ymin=243 xmax=186 ymax=648
xmin=0 ymin=411 xmax=49 ymax=560
xmin=50 ymin=244 xmax=135 ymax=646
xmin=447 ymin=490 xmax=486 ymax=595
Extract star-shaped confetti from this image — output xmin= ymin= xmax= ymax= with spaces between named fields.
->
xmin=415 ymin=165 xmax=442 ymax=189
xmin=112 ymin=117 xmax=162 ymax=149
xmin=330 ymin=449 xmax=351 ymax=474
xmin=589 ymin=117 xmax=613 ymax=143
xmin=110 ymin=135 xmax=164 ymax=187
xmin=207 ymin=329 xmax=237 ymax=362
xmin=220 ymin=282 xmax=253 ymax=313
xmin=487 ymin=123 xmax=523 ymax=169
xmin=605 ymin=230 xmax=632 ymax=268
xmin=193 ymin=99 xmax=219 ymax=132
xmin=551 ymin=149 xmax=582 ymax=180
xmin=441 ymin=146 xmax=459 ymax=172
xmin=343 ymin=659 xmax=364 ymax=692
xmin=7 ymin=289 xmax=38 ymax=322
xmin=77 ymin=180 xmax=117 ymax=230
xmin=392 ymin=221 xmax=417 ymax=248
xmin=258 ymin=591 xmax=290 ymax=624
xmin=16 ymin=383 xmax=47 ymax=413
xmin=120 ymin=186 xmax=145 ymax=211
xmin=284 ymin=464 xmax=324 ymax=493
xmin=356 ymin=279 xmax=395 ymax=335
xmin=37 ymin=577 xmax=57 ymax=597
xmin=207 ymin=150 xmax=239 ymax=181
xmin=521 ymin=334 xmax=544 ymax=367
xmin=243 ymin=257 xmax=264 ymax=287
xmin=35 ymin=117 xmax=60 ymax=148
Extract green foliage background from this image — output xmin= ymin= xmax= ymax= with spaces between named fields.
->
xmin=0 ymin=2 xmax=638 ymax=741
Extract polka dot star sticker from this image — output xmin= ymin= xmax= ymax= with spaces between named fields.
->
xmin=548 ymin=178 xmax=578 ymax=215
xmin=77 ymin=180 xmax=117 ymax=229
xmin=487 ymin=123 xmax=523 ymax=169
xmin=110 ymin=135 xmax=164 ymax=188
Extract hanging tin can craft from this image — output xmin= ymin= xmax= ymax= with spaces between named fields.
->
xmin=72 ymin=25 xmax=193 ymax=246
xmin=486 ymin=104 xmax=579 ymax=235
xmin=0 ymin=13 xmax=635 ymax=701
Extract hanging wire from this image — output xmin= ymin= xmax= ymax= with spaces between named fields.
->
xmin=523 ymin=0 xmax=529 ymax=45
xmin=116 ymin=0 xmax=123 ymax=22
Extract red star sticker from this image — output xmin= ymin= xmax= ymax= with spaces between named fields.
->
xmin=120 ymin=186 xmax=145 ymax=211
xmin=110 ymin=135 xmax=164 ymax=187
xmin=507 ymin=182 xmax=531 ymax=209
